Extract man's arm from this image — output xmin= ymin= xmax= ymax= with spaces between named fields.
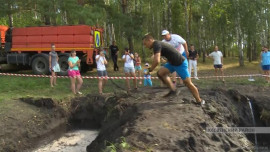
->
xmin=149 ymin=53 xmax=161 ymax=72
xmin=183 ymin=43 xmax=189 ymax=57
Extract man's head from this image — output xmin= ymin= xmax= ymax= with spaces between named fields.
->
xmin=142 ymin=34 xmax=155 ymax=49
xmin=190 ymin=44 xmax=195 ymax=51
xmin=112 ymin=40 xmax=116 ymax=45
xmin=214 ymin=45 xmax=219 ymax=51
xmin=161 ymin=30 xmax=171 ymax=41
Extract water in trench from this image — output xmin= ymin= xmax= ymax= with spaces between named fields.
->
xmin=33 ymin=130 xmax=98 ymax=152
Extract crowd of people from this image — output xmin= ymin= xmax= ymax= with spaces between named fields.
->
xmin=47 ymin=30 xmax=270 ymax=99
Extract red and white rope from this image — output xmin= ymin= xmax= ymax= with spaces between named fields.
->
xmin=0 ymin=72 xmax=268 ymax=79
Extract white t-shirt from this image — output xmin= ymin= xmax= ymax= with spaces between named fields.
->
xmin=162 ymin=34 xmax=186 ymax=54
xmin=122 ymin=54 xmax=134 ymax=68
xmin=96 ymin=55 xmax=106 ymax=71
xmin=209 ymin=51 xmax=223 ymax=65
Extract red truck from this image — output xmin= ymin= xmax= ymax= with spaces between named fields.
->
xmin=0 ymin=25 xmax=103 ymax=75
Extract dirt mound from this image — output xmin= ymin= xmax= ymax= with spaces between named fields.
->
xmin=0 ymin=98 xmax=67 ymax=152
xmin=20 ymin=97 xmax=55 ymax=109
xmin=87 ymin=87 xmax=270 ymax=152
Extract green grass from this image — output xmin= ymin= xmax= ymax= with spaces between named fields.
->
xmin=0 ymin=57 xmax=269 ymax=102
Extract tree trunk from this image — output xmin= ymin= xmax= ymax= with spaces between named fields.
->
xmin=127 ymin=36 xmax=134 ymax=52
xmin=77 ymin=0 xmax=85 ymax=24
xmin=252 ymin=40 xmax=257 ymax=61
xmin=162 ymin=0 xmax=167 ymax=30
xmin=184 ymin=0 xmax=190 ymax=42
xmin=167 ymin=0 xmax=172 ymax=32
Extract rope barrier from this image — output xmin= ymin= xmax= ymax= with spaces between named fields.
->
xmin=0 ymin=72 xmax=268 ymax=79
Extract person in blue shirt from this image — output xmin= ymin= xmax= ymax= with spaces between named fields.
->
xmin=143 ymin=63 xmax=152 ymax=87
xmin=261 ymin=46 xmax=270 ymax=83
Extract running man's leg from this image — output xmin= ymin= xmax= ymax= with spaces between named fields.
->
xmin=157 ymin=66 xmax=175 ymax=91
xmin=183 ymin=78 xmax=202 ymax=102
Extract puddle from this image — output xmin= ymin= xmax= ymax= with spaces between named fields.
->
xmin=33 ymin=130 xmax=98 ymax=152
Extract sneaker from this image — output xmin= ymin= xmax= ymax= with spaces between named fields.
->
xmin=163 ymin=89 xmax=180 ymax=98
xmin=194 ymin=77 xmax=199 ymax=80
xmin=194 ymin=100 xmax=205 ymax=106
xmin=77 ymin=91 xmax=82 ymax=95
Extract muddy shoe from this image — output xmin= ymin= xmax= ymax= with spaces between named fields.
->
xmin=193 ymin=99 xmax=205 ymax=106
xmin=163 ymin=89 xmax=179 ymax=98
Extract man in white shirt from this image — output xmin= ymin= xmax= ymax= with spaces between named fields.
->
xmin=207 ymin=45 xmax=225 ymax=82
xmin=122 ymin=48 xmax=137 ymax=93
xmin=161 ymin=30 xmax=189 ymax=86
xmin=96 ymin=50 xmax=108 ymax=94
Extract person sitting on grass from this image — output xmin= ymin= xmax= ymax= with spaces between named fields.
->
xmin=143 ymin=63 xmax=153 ymax=87
xmin=134 ymin=52 xmax=143 ymax=85
xmin=142 ymin=34 xmax=205 ymax=105
xmin=122 ymin=48 xmax=137 ymax=93
xmin=68 ymin=50 xmax=83 ymax=95
xmin=96 ymin=49 xmax=108 ymax=95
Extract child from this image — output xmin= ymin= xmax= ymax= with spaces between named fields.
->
xmin=143 ymin=63 xmax=152 ymax=86
xmin=96 ymin=49 xmax=108 ymax=94
xmin=134 ymin=52 xmax=142 ymax=85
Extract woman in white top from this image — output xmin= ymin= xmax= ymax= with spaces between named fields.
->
xmin=122 ymin=48 xmax=137 ymax=93
xmin=96 ymin=49 xmax=108 ymax=94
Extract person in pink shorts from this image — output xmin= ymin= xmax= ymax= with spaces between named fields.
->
xmin=68 ymin=50 xmax=83 ymax=95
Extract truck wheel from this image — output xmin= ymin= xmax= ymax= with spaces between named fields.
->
xmin=32 ymin=56 xmax=49 ymax=75
xmin=58 ymin=55 xmax=69 ymax=76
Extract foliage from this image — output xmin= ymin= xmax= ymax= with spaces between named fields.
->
xmin=0 ymin=0 xmax=269 ymax=63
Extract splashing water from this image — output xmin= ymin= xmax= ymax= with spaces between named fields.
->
xmin=248 ymin=98 xmax=258 ymax=152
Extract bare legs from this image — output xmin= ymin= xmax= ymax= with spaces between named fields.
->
xmin=215 ymin=68 xmax=224 ymax=81
xmin=157 ymin=67 xmax=202 ymax=102
xmin=264 ymin=70 xmax=270 ymax=83
xmin=50 ymin=71 xmax=57 ymax=87
xmin=125 ymin=72 xmax=137 ymax=92
xmin=70 ymin=76 xmax=83 ymax=94
xmin=98 ymin=78 xmax=107 ymax=94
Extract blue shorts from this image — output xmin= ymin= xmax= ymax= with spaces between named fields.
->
xmin=135 ymin=65 xmax=142 ymax=71
xmin=163 ymin=59 xmax=190 ymax=80
xmin=214 ymin=64 xmax=223 ymax=69
xmin=262 ymin=65 xmax=270 ymax=70
xmin=182 ymin=52 xmax=187 ymax=59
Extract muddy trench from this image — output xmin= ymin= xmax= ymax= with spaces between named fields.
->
xmin=13 ymin=88 xmax=270 ymax=152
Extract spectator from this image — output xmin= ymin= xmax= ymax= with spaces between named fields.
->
xmin=261 ymin=46 xmax=270 ymax=83
xmin=49 ymin=43 xmax=60 ymax=87
xmin=143 ymin=63 xmax=152 ymax=87
xmin=206 ymin=45 xmax=225 ymax=82
xmin=109 ymin=40 xmax=119 ymax=71
xmin=96 ymin=49 xmax=108 ymax=94
xmin=188 ymin=44 xmax=199 ymax=80
xmin=162 ymin=30 xmax=189 ymax=86
xmin=122 ymin=48 xmax=137 ymax=93
xmin=134 ymin=52 xmax=142 ymax=85
xmin=68 ymin=50 xmax=83 ymax=95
